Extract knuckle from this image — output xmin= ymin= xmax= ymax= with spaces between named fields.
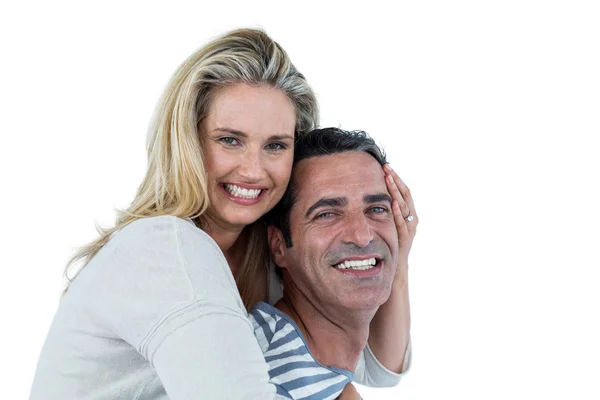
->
xmin=400 ymin=202 xmax=410 ymax=213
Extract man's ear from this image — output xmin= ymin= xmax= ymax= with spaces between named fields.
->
xmin=268 ymin=225 xmax=288 ymax=269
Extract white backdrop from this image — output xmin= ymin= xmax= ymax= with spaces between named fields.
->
xmin=1 ymin=1 xmax=599 ymax=399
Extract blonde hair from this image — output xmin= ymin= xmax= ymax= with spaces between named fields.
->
xmin=64 ymin=28 xmax=319 ymax=309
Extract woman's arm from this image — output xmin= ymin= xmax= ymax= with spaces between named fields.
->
xmin=366 ymin=165 xmax=417 ymax=375
xmin=105 ymin=217 xmax=277 ymax=399
xmin=153 ymin=312 xmax=276 ymax=399
xmin=337 ymin=383 xmax=362 ymax=400
xmin=368 ymin=268 xmax=411 ymax=373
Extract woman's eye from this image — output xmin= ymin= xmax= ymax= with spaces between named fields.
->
xmin=266 ymin=142 xmax=286 ymax=151
xmin=219 ymin=137 xmax=239 ymax=146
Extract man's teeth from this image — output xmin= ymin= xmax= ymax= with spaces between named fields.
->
xmin=335 ymin=258 xmax=377 ymax=270
xmin=224 ymin=184 xmax=262 ymax=199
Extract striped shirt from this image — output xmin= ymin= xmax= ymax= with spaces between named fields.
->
xmin=248 ymin=302 xmax=354 ymax=400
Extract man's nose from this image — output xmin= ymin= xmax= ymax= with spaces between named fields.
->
xmin=341 ymin=213 xmax=374 ymax=248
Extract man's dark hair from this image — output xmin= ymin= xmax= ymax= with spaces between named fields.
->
xmin=267 ymin=127 xmax=387 ymax=247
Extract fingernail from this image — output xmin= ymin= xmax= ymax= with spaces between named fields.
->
xmin=384 ymin=163 xmax=392 ymax=172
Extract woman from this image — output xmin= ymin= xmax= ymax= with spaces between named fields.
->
xmin=30 ymin=28 xmax=416 ymax=399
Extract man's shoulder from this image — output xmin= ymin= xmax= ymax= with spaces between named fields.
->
xmin=248 ymin=302 xmax=302 ymax=353
xmin=248 ymin=302 xmax=286 ymax=333
xmin=248 ymin=303 xmax=353 ymax=399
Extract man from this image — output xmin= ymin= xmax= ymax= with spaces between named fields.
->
xmin=248 ymin=128 xmax=414 ymax=399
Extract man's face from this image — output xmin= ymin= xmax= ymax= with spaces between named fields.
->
xmin=272 ymin=151 xmax=399 ymax=313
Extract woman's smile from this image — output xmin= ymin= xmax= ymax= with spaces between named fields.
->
xmin=219 ymin=182 xmax=268 ymax=205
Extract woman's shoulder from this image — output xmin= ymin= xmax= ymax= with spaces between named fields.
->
xmin=108 ymin=216 xmax=237 ymax=299
xmin=88 ymin=215 xmax=231 ymax=290
xmin=111 ymin=216 xmax=221 ymax=255
xmin=115 ymin=215 xmax=196 ymax=239
xmin=73 ymin=215 xmax=241 ymax=322
xmin=64 ymin=216 xmax=243 ymax=350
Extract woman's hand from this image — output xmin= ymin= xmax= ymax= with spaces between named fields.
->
xmin=363 ymin=164 xmax=415 ymax=374
xmin=383 ymin=164 xmax=418 ymax=276
xmin=338 ymin=383 xmax=361 ymax=400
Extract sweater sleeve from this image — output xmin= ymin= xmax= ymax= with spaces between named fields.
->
xmin=94 ymin=216 xmax=277 ymax=399
xmin=353 ymin=340 xmax=412 ymax=387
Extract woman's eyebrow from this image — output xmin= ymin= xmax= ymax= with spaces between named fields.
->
xmin=268 ymin=134 xmax=294 ymax=141
xmin=212 ymin=127 xmax=247 ymax=137
xmin=212 ymin=128 xmax=293 ymax=142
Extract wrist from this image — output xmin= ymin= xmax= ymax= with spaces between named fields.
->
xmin=394 ymin=263 xmax=409 ymax=285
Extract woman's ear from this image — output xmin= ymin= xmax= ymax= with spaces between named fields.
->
xmin=267 ymin=225 xmax=287 ymax=269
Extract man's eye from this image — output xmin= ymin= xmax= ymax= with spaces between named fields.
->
xmin=219 ymin=137 xmax=239 ymax=146
xmin=266 ymin=142 xmax=286 ymax=151
xmin=315 ymin=212 xmax=334 ymax=219
xmin=369 ymin=207 xmax=387 ymax=214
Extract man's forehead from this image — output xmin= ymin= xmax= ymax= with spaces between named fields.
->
xmin=293 ymin=152 xmax=386 ymax=204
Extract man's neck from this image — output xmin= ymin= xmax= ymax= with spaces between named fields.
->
xmin=274 ymin=290 xmax=376 ymax=372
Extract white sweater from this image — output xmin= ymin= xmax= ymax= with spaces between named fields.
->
xmin=30 ymin=216 xmax=408 ymax=399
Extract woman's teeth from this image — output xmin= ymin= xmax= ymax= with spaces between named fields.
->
xmin=335 ymin=258 xmax=377 ymax=270
xmin=224 ymin=184 xmax=262 ymax=199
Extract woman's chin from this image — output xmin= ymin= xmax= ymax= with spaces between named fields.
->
xmin=219 ymin=209 xmax=267 ymax=229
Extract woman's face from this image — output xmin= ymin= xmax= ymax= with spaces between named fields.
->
xmin=201 ymin=83 xmax=296 ymax=232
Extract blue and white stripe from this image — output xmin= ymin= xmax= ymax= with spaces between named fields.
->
xmin=249 ymin=302 xmax=353 ymax=400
